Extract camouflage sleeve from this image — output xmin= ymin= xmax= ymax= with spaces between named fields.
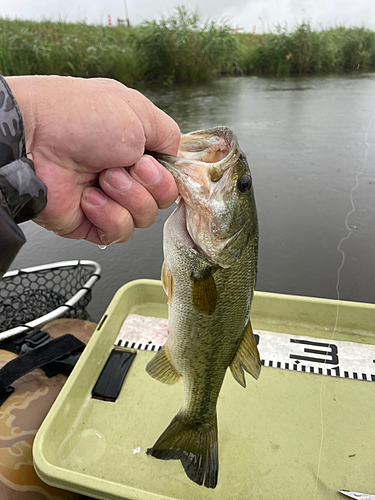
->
xmin=0 ymin=75 xmax=47 ymax=278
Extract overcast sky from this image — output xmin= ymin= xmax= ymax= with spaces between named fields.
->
xmin=2 ymin=0 xmax=375 ymax=32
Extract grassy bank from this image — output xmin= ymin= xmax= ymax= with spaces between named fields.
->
xmin=1 ymin=8 xmax=375 ymax=85
xmin=240 ymin=24 xmax=375 ymax=75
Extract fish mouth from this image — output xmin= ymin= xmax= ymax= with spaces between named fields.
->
xmin=145 ymin=126 xmax=239 ymax=188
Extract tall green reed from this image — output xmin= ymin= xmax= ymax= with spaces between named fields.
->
xmin=0 ymin=14 xmax=374 ymax=85
xmin=239 ymin=24 xmax=375 ymax=75
xmin=135 ymin=6 xmax=240 ymax=84
xmin=0 ymin=19 xmax=141 ymax=85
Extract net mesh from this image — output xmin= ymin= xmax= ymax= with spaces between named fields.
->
xmin=0 ymin=264 xmax=94 ymax=332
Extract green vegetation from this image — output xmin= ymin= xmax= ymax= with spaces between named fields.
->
xmin=0 ymin=8 xmax=375 ymax=86
xmin=135 ymin=8 xmax=240 ymax=84
xmin=0 ymin=18 xmax=141 ymax=84
xmin=240 ymin=23 xmax=375 ymax=75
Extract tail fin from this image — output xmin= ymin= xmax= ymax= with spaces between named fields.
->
xmin=147 ymin=412 xmax=218 ymax=489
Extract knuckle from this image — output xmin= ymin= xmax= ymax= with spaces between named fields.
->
xmin=118 ymin=210 xmax=135 ymax=237
xmin=102 ymin=210 xmax=134 ymax=244
xmin=135 ymin=205 xmax=158 ymax=228
xmin=157 ymin=177 xmax=178 ymax=209
xmin=171 ymin=121 xmax=181 ymax=142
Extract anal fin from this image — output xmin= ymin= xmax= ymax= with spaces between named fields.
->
xmin=146 ymin=345 xmax=180 ymax=385
xmin=230 ymin=320 xmax=261 ymax=387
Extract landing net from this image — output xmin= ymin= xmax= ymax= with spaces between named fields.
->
xmin=0 ymin=260 xmax=101 ymax=340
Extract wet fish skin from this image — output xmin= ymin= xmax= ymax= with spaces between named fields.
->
xmin=145 ymin=127 xmax=261 ymax=489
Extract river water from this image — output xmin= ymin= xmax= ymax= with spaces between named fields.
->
xmin=10 ymin=74 xmax=375 ymax=321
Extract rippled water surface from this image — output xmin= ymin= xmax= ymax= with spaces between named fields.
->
xmin=12 ymin=74 xmax=375 ymax=320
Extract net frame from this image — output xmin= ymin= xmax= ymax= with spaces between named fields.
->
xmin=0 ymin=260 xmax=101 ymax=341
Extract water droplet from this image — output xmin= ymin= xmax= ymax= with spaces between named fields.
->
xmin=98 ymin=245 xmax=107 ymax=250
xmin=58 ymin=428 xmax=106 ymax=464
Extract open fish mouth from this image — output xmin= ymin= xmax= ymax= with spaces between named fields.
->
xmin=145 ymin=126 xmax=239 ymax=189
xmin=177 ymin=126 xmax=238 ymax=181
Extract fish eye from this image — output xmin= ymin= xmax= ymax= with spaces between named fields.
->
xmin=237 ymin=174 xmax=252 ymax=194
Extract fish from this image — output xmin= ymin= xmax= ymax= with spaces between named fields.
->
xmin=145 ymin=126 xmax=261 ymax=489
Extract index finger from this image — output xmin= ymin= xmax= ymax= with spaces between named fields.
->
xmin=124 ymin=88 xmax=181 ymax=156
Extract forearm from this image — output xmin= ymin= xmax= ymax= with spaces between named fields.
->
xmin=0 ymin=76 xmax=47 ymax=278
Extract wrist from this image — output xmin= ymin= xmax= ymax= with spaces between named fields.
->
xmin=0 ymin=75 xmax=47 ymax=223
xmin=4 ymin=76 xmax=37 ymax=156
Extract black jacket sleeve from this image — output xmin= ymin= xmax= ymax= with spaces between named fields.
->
xmin=0 ymin=76 xmax=47 ymax=278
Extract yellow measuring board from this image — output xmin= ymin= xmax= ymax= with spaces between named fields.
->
xmin=33 ymin=280 xmax=375 ymax=500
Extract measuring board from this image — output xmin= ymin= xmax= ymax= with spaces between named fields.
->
xmin=115 ymin=314 xmax=375 ymax=382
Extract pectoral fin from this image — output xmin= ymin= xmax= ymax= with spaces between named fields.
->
xmin=230 ymin=320 xmax=261 ymax=387
xmin=191 ymin=272 xmax=217 ymax=315
xmin=161 ymin=262 xmax=168 ymax=294
xmin=161 ymin=263 xmax=173 ymax=305
xmin=146 ymin=346 xmax=181 ymax=385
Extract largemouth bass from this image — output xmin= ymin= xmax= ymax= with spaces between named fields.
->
xmin=145 ymin=126 xmax=261 ymax=489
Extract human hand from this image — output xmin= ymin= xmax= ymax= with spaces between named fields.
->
xmin=6 ymin=76 xmax=180 ymax=245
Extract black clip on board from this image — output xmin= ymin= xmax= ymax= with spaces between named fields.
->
xmin=92 ymin=348 xmax=136 ymax=402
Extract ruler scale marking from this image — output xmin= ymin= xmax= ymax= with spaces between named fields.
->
xmin=114 ymin=314 xmax=375 ymax=382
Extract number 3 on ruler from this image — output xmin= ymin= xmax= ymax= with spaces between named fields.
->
xmin=289 ymin=339 xmax=339 ymax=365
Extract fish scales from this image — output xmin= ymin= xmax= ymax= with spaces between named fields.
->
xmin=145 ymin=127 xmax=261 ymax=489
xmin=166 ymin=211 xmax=257 ymax=417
